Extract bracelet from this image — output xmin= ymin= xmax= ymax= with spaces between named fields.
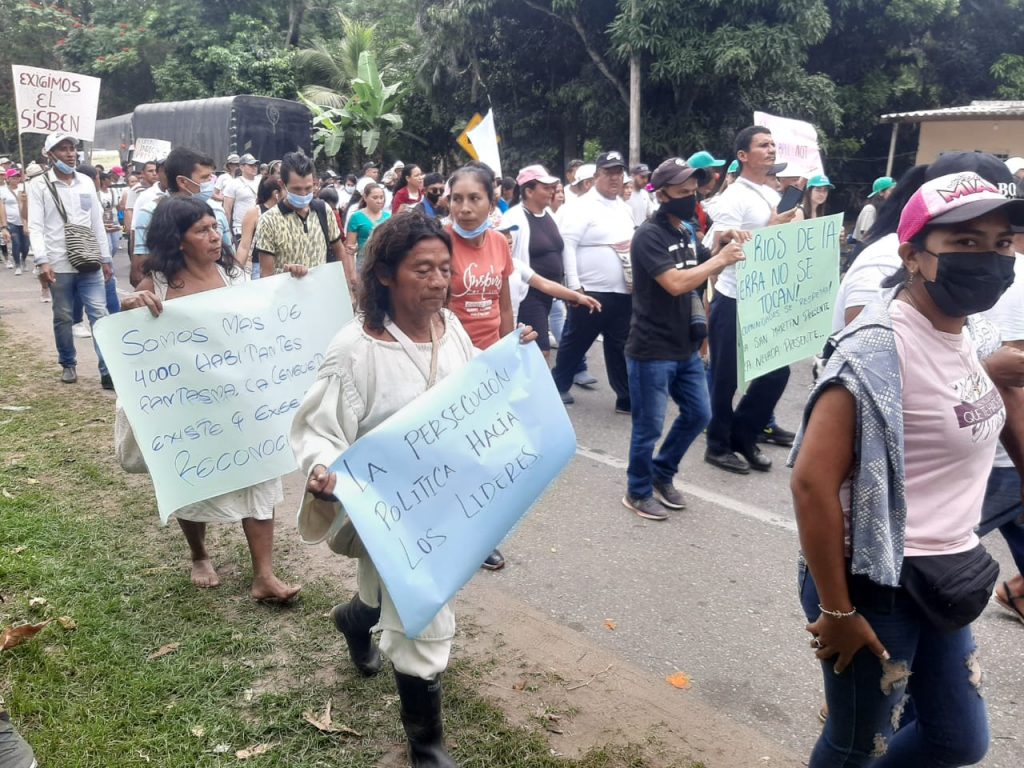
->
xmin=818 ymin=604 xmax=857 ymax=619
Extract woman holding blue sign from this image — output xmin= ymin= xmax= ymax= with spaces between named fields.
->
xmin=291 ymin=212 xmax=537 ymax=768
xmin=122 ymin=196 xmax=306 ymax=604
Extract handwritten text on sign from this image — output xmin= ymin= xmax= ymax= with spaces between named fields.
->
xmin=754 ymin=111 xmax=823 ymax=176
xmin=735 ymin=214 xmax=841 ymax=385
xmin=329 ymin=332 xmax=576 ymax=637
xmin=94 ymin=263 xmax=352 ymax=521
xmin=12 ymin=65 xmax=101 ymax=141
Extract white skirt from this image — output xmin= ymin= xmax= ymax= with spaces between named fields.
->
xmin=170 ymin=478 xmax=283 ymax=524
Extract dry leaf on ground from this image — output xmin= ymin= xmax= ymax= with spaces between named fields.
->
xmin=29 ymin=597 xmax=48 ymax=608
xmin=1 ymin=489 xmax=14 ymax=499
xmin=191 ymin=726 xmax=205 ymax=738
xmin=302 ymin=699 xmax=362 ymax=736
xmin=11 ymin=544 xmax=26 ymax=553
xmin=57 ymin=616 xmax=77 ymax=631
xmin=24 ymin=478 xmax=39 ymax=485
xmin=211 ymin=743 xmax=231 ymax=754
xmin=1 ymin=621 xmax=50 ymax=651
xmin=666 ymin=671 xmax=692 ymax=689
xmin=603 ymin=619 xmax=616 ymax=631
xmin=147 ymin=642 xmax=180 ymax=661
xmin=236 ymin=742 xmax=278 ymax=759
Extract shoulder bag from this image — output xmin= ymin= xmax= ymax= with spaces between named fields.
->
xmin=43 ymin=174 xmax=102 ymax=273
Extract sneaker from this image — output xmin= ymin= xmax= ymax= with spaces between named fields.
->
xmin=40 ymin=287 xmax=51 ymax=303
xmin=32 ymin=265 xmax=39 ymax=277
xmin=653 ymin=482 xmax=687 ymax=510
xmin=72 ymin=323 xmax=92 ymax=338
xmin=5 ymin=260 xmax=12 ymax=269
xmin=548 ymin=333 xmax=559 ymax=349
xmin=100 ymin=374 xmax=115 ymax=391
xmin=13 ymin=267 xmax=21 ymax=276
xmin=614 ymin=399 xmax=631 ymax=415
xmin=622 ymin=495 xmax=668 ymax=521
xmin=758 ymin=425 xmax=796 ymax=447
xmin=704 ymin=449 xmax=750 ymax=474
xmin=60 ymin=366 xmax=78 ymax=384
xmin=481 ymin=548 xmax=505 ymax=570
xmin=573 ymin=371 xmax=599 ymax=388
xmin=559 ymin=390 xmax=575 ymax=405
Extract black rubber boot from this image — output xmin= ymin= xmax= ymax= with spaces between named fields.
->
xmin=394 ymin=671 xmax=458 ymax=767
xmin=330 ymin=595 xmax=382 ymax=676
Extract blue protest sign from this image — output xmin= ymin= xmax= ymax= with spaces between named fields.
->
xmin=328 ymin=331 xmax=576 ymax=637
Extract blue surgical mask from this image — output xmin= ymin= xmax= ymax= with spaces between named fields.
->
xmin=344 ymin=184 xmax=355 ymax=193
xmin=287 ymin=191 xmax=314 ymax=209
xmin=192 ymin=180 xmax=215 ymax=202
xmin=53 ymin=159 xmax=75 ymax=175
xmin=453 ymin=219 xmax=492 ymax=239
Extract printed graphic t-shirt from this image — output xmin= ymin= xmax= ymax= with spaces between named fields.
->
xmin=448 ymin=227 xmax=514 ymax=350
xmin=892 ymin=300 xmax=1005 ymax=556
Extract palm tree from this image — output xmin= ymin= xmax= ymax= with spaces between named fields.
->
xmin=294 ymin=13 xmax=406 ymax=108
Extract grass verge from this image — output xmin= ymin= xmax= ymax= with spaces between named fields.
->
xmin=0 ymin=326 xmax=687 ymax=767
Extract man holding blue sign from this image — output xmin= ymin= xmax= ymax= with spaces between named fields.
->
xmin=291 ymin=213 xmax=569 ymax=768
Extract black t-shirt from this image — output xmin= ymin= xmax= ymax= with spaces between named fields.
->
xmin=526 ymin=210 xmax=564 ymax=282
xmin=626 ymin=212 xmax=710 ymax=361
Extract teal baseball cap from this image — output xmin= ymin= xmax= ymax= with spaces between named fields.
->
xmin=687 ymin=150 xmax=726 ymax=170
xmin=727 ymin=159 xmax=739 ymax=174
xmin=807 ymin=174 xmax=834 ymax=189
xmin=868 ymin=176 xmax=895 ymax=198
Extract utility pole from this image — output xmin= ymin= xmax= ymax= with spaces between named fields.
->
xmin=628 ymin=0 xmax=640 ymax=167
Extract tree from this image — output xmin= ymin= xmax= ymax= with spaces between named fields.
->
xmin=304 ymin=51 xmax=404 ymax=165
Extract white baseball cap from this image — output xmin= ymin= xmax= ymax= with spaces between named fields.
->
xmin=574 ymin=163 xmax=596 ymax=184
xmin=1005 ymin=156 xmax=1024 ymax=176
xmin=43 ymin=133 xmax=78 ymax=153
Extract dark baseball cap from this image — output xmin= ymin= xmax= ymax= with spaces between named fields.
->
xmin=650 ymin=158 xmax=709 ymax=190
xmin=927 ymin=151 xmax=1020 ymax=199
xmin=630 ymin=163 xmax=650 ymax=176
xmin=362 ymin=160 xmax=380 ymax=171
xmin=595 ymin=151 xmax=627 ymax=170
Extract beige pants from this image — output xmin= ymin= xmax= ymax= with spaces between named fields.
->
xmin=357 ymin=555 xmax=455 ymax=679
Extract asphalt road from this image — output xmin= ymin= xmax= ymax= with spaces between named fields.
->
xmin=1 ymin=250 xmax=1020 ymax=767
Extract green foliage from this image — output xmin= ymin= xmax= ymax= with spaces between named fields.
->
xmin=303 ymin=51 xmax=405 ymax=164
xmin=993 ymin=55 xmax=1024 ymax=100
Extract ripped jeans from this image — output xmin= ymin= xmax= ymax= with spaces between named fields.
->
xmin=799 ymin=562 xmax=988 ymax=768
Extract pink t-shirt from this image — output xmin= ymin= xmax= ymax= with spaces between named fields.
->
xmin=448 ymin=227 xmax=513 ymax=350
xmin=892 ymin=301 xmax=1004 ymax=555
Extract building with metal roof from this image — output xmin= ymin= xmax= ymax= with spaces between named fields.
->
xmin=879 ymin=101 xmax=1024 ymax=172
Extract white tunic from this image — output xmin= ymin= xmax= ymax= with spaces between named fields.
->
xmin=152 ymin=265 xmax=283 ymax=523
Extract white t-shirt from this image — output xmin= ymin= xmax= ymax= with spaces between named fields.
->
xmin=509 ymin=257 xmax=536 ymax=320
xmin=225 ymin=175 xmax=260 ymax=232
xmin=703 ymin=177 xmax=778 ymax=298
xmin=559 ymin=188 xmax=635 ymax=293
xmin=830 ymin=233 xmax=901 ymax=333
xmin=214 ymin=172 xmax=235 ymax=196
xmin=852 ymin=203 xmax=877 ymax=242
xmin=981 ymin=253 xmax=1024 ymax=468
xmin=626 ymin=188 xmax=654 ymax=227
xmin=0 ymin=186 xmax=23 ymax=226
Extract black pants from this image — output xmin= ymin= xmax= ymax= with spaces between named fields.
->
xmin=706 ymin=294 xmax=789 ymax=453
xmin=517 ymin=288 xmax=554 ymax=351
xmin=551 ymin=291 xmax=631 ymax=408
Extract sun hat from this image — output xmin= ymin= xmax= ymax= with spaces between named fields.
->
xmin=516 ymin=164 xmax=559 ymax=186
xmin=807 ymin=174 xmax=834 ymax=189
xmin=897 ymin=172 xmax=1024 ymax=243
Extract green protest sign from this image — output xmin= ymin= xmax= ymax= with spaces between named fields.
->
xmin=735 ymin=213 xmax=841 ymax=387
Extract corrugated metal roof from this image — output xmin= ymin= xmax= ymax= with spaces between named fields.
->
xmin=881 ymin=101 xmax=1024 ymax=124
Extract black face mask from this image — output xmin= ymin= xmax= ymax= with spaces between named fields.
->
xmin=921 ymin=250 xmax=1016 ymax=316
xmin=426 ymin=191 xmax=442 ymax=204
xmin=659 ymin=194 xmax=697 ymax=221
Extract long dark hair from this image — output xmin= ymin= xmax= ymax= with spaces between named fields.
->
xmin=396 ymin=164 xmax=421 ymax=193
xmin=359 ymin=211 xmax=452 ymax=331
xmin=143 ymin=196 xmax=238 ymax=289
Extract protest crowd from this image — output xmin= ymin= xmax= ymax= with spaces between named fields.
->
xmin=4 ymin=116 xmax=1024 ymax=768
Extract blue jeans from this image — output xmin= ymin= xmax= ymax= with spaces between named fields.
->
xmin=51 ymin=271 xmax=110 ymax=375
xmin=799 ymin=564 xmax=988 ymax=767
xmin=7 ymin=225 xmax=28 ymax=267
xmin=978 ymin=466 xmax=1024 ymax=576
xmin=626 ymin=354 xmax=711 ymax=499
xmin=73 ymin=272 xmax=120 ymax=319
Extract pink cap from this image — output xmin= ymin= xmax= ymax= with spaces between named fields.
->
xmin=897 ymin=172 xmax=1024 ymax=243
xmin=516 ymin=164 xmax=558 ymax=186
xmin=5 ymin=168 xmax=20 ymax=178
xmin=111 ymin=166 xmax=124 ymax=175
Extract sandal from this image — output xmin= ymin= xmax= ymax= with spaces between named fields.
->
xmin=994 ymin=581 xmax=1024 ymax=625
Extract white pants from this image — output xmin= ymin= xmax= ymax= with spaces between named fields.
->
xmin=356 ymin=555 xmax=455 ymax=679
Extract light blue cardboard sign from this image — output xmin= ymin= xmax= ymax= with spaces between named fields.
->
xmin=328 ymin=331 xmax=576 ymax=638
xmin=94 ymin=263 xmax=352 ymax=521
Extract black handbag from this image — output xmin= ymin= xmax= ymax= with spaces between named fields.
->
xmin=899 ymin=544 xmax=999 ymax=631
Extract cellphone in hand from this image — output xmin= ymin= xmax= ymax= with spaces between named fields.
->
xmin=777 ymin=185 xmax=804 ymax=213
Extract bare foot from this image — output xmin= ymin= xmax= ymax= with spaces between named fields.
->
xmin=191 ymin=558 xmax=220 ymax=588
xmin=250 ymin=574 xmax=302 ymax=604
